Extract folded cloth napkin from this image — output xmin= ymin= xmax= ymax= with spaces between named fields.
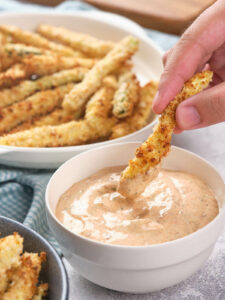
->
xmin=0 ymin=0 xmax=178 ymax=252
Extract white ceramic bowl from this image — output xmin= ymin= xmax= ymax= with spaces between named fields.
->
xmin=0 ymin=11 xmax=163 ymax=169
xmin=46 ymin=142 xmax=225 ymax=293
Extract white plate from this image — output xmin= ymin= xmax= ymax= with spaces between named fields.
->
xmin=0 ymin=11 xmax=163 ymax=169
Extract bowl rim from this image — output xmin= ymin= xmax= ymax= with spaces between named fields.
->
xmin=0 ymin=10 xmax=161 ymax=153
xmin=0 ymin=216 xmax=69 ymax=300
xmin=45 ymin=142 xmax=225 ymax=250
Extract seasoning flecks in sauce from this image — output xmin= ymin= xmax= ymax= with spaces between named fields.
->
xmin=55 ymin=166 xmax=218 ymax=246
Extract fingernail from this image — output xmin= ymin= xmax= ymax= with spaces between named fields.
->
xmin=178 ymin=106 xmax=200 ymax=129
xmin=152 ymin=91 xmax=159 ymax=111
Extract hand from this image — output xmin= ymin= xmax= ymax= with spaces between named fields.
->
xmin=152 ymin=0 xmax=225 ymax=132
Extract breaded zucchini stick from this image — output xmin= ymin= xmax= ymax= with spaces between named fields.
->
xmin=0 ymin=44 xmax=45 ymax=71
xmin=0 ymin=121 xmax=93 ymax=147
xmin=0 ymin=64 xmax=25 ymax=88
xmin=63 ymin=35 xmax=139 ymax=113
xmin=0 ymin=67 xmax=87 ymax=108
xmin=0 ymin=233 xmax=23 ymax=296
xmin=0 ymin=32 xmax=12 ymax=44
xmin=0 ymin=84 xmax=73 ymax=134
xmin=0 ymin=85 xmax=116 ymax=147
xmin=0 ymin=25 xmax=82 ymax=57
xmin=121 ymin=71 xmax=213 ymax=181
xmin=112 ymin=72 xmax=139 ymax=118
xmin=85 ymin=86 xmax=116 ymax=136
xmin=32 ymin=283 xmax=48 ymax=300
xmin=2 ymin=252 xmax=46 ymax=300
xmin=111 ymin=81 xmax=157 ymax=139
xmin=8 ymin=108 xmax=80 ymax=134
xmin=37 ymin=24 xmax=114 ymax=57
xmin=102 ymin=75 xmax=118 ymax=89
xmin=0 ymin=55 xmax=96 ymax=88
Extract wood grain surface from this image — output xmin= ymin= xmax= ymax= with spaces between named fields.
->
xmin=84 ymin=0 xmax=216 ymax=34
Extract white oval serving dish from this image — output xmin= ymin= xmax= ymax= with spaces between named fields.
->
xmin=0 ymin=11 xmax=163 ymax=169
xmin=46 ymin=142 xmax=225 ymax=293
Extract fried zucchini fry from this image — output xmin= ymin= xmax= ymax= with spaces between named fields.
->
xmin=102 ymin=75 xmax=118 ymax=89
xmin=0 ymin=121 xmax=93 ymax=147
xmin=21 ymin=55 xmax=96 ymax=75
xmin=0 ymin=44 xmax=45 ymax=71
xmin=0 ymin=85 xmax=116 ymax=147
xmin=0 ymin=55 xmax=96 ymax=88
xmin=0 ymin=25 xmax=82 ymax=57
xmin=0 ymin=67 xmax=87 ymax=108
xmin=32 ymin=283 xmax=48 ymax=300
xmin=2 ymin=252 xmax=46 ymax=300
xmin=0 ymin=64 xmax=26 ymax=88
xmin=85 ymin=86 xmax=116 ymax=136
xmin=37 ymin=24 xmax=114 ymax=57
xmin=111 ymin=81 xmax=157 ymax=139
xmin=63 ymin=35 xmax=139 ymax=113
xmin=121 ymin=70 xmax=213 ymax=181
xmin=9 ymin=108 xmax=80 ymax=134
xmin=0 ymin=32 xmax=12 ymax=44
xmin=0 ymin=233 xmax=23 ymax=296
xmin=112 ymin=72 xmax=139 ymax=118
xmin=0 ymin=84 xmax=73 ymax=134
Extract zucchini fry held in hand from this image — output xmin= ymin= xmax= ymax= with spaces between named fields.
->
xmin=0 ymin=67 xmax=87 ymax=108
xmin=62 ymin=35 xmax=139 ymax=113
xmin=0 ymin=83 xmax=116 ymax=147
xmin=37 ymin=24 xmax=114 ymax=57
xmin=111 ymin=81 xmax=157 ymax=139
xmin=119 ymin=71 xmax=213 ymax=199
xmin=0 ymin=25 xmax=82 ymax=57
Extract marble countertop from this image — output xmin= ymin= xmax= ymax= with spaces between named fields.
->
xmin=64 ymin=122 xmax=225 ymax=299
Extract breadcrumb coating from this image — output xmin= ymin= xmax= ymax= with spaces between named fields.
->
xmin=32 ymin=283 xmax=48 ymax=300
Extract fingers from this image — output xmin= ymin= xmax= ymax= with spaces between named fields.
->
xmin=176 ymin=82 xmax=225 ymax=130
xmin=153 ymin=0 xmax=225 ymax=114
xmin=162 ymin=49 xmax=171 ymax=66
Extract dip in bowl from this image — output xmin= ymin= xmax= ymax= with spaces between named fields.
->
xmin=46 ymin=142 xmax=225 ymax=293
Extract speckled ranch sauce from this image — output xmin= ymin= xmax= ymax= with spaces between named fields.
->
xmin=56 ymin=166 xmax=218 ymax=246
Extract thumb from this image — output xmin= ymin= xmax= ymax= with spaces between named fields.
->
xmin=176 ymin=82 xmax=225 ymax=130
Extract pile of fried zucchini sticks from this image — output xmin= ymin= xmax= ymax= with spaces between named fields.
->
xmin=0 ymin=25 xmax=158 ymax=147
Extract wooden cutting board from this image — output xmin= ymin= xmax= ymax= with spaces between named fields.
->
xmin=83 ymin=0 xmax=215 ymax=35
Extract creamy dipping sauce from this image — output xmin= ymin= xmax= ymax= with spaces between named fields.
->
xmin=56 ymin=166 xmax=218 ymax=246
